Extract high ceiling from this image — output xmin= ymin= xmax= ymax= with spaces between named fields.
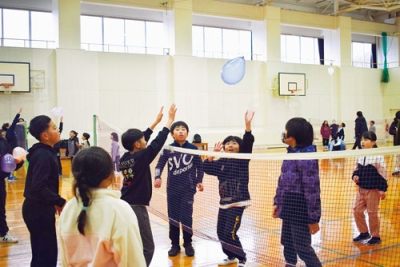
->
xmin=217 ymin=0 xmax=400 ymax=23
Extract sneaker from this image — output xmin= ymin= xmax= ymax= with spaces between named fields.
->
xmin=238 ymin=260 xmax=249 ymax=267
xmin=218 ymin=257 xmax=238 ymax=265
xmin=7 ymin=176 xmax=17 ymax=182
xmin=392 ymin=170 xmax=400 ymax=176
xmin=168 ymin=245 xmax=181 ymax=257
xmin=367 ymin=237 xmax=382 ymax=245
xmin=184 ymin=245 xmax=195 ymax=257
xmin=353 ymin=232 xmax=371 ymax=242
xmin=0 ymin=233 xmax=18 ymax=243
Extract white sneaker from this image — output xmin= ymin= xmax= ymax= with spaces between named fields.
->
xmin=0 ymin=233 xmax=18 ymax=243
xmin=218 ymin=257 xmax=238 ymax=265
xmin=238 ymin=260 xmax=249 ymax=267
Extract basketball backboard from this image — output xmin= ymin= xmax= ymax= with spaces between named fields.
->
xmin=278 ymin=72 xmax=306 ymax=96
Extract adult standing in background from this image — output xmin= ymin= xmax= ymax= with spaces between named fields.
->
xmin=352 ymin=111 xmax=368 ymax=150
xmin=330 ymin=120 xmax=339 ymax=142
xmin=389 ymin=111 xmax=400 ymax=176
xmin=1 ymin=108 xmax=23 ymax=181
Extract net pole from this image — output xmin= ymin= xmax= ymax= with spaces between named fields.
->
xmin=93 ymin=115 xmax=97 ymax=146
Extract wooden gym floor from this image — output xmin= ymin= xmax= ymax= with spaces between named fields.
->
xmin=0 ymin=145 xmax=399 ymax=267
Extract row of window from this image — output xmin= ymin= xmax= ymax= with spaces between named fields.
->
xmin=0 ymin=8 xmax=379 ymax=68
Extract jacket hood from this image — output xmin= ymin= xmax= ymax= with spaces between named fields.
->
xmin=27 ymin=143 xmax=54 ymax=161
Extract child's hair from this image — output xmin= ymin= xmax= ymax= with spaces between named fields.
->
xmin=82 ymin=133 xmax=91 ymax=146
xmin=18 ymin=118 xmax=25 ymax=122
xmin=370 ymin=120 xmax=375 ymax=124
xmin=341 ymin=122 xmax=346 ymax=127
xmin=29 ymin=115 xmax=51 ymax=141
xmin=121 ymin=129 xmax=144 ymax=151
xmin=72 ymin=146 xmax=114 ymax=235
xmin=396 ymin=111 xmax=400 ymax=120
xmin=362 ymin=131 xmax=378 ymax=148
xmin=171 ymin=121 xmax=189 ymax=133
xmin=285 ymin=117 xmax=314 ymax=147
xmin=322 ymin=120 xmax=328 ymax=126
xmin=111 ymin=132 xmax=119 ymax=142
xmin=222 ymin=136 xmax=243 ymax=149
xmin=1 ymin=123 xmax=9 ymax=131
xmin=357 ymin=111 xmax=363 ymax=117
xmin=70 ymin=130 xmax=78 ymax=137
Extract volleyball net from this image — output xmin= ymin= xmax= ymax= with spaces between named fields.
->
xmin=94 ymin=115 xmax=400 ymax=266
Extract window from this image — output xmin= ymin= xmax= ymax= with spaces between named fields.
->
xmin=352 ymin=42 xmax=375 ymax=68
xmin=192 ymin=26 xmax=252 ymax=60
xmin=81 ymin=15 xmax=164 ymax=55
xmin=0 ymin=9 xmax=55 ymax=48
xmin=281 ymin=35 xmax=320 ymax=65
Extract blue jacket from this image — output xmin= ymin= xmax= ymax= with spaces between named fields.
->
xmin=155 ymin=140 xmax=204 ymax=194
xmin=273 ymin=145 xmax=321 ymax=224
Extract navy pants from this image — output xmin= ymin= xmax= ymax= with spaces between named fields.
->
xmin=22 ymin=200 xmax=58 ymax=267
xmin=281 ymin=219 xmax=322 ymax=267
xmin=217 ymin=207 xmax=247 ymax=262
xmin=167 ymin=190 xmax=195 ymax=247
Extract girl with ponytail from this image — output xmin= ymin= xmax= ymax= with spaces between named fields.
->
xmin=58 ymin=146 xmax=146 ymax=266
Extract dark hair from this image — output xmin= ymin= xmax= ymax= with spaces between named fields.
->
xmin=357 ymin=111 xmax=363 ymax=117
xmin=1 ymin=123 xmax=9 ymax=131
xmin=171 ymin=121 xmax=189 ymax=133
xmin=362 ymin=131 xmax=377 ymax=142
xmin=72 ymin=147 xmax=114 ymax=235
xmin=396 ymin=111 xmax=400 ymax=120
xmin=70 ymin=130 xmax=78 ymax=137
xmin=121 ymin=129 xmax=144 ymax=151
xmin=18 ymin=118 xmax=25 ymax=122
xmin=82 ymin=133 xmax=91 ymax=146
xmin=222 ymin=135 xmax=243 ymax=150
xmin=111 ymin=132 xmax=119 ymax=142
xmin=285 ymin=117 xmax=314 ymax=147
xmin=29 ymin=115 xmax=51 ymax=141
xmin=341 ymin=122 xmax=346 ymax=127
xmin=370 ymin=120 xmax=375 ymax=124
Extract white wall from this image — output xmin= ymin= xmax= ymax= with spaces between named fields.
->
xmin=1 ymin=47 xmax=398 ymax=148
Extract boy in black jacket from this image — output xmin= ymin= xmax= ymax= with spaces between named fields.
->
xmin=119 ymin=104 xmax=177 ymax=267
xmin=22 ymin=115 xmax=66 ymax=267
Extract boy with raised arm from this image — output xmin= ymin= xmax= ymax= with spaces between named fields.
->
xmin=119 ymin=104 xmax=177 ymax=267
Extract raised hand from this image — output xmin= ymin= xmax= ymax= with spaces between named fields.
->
xmin=155 ymin=106 xmax=164 ymax=124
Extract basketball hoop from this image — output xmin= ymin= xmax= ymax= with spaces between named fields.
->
xmin=1 ymin=83 xmax=13 ymax=95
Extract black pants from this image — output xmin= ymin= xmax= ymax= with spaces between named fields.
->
xmin=131 ymin=205 xmax=154 ymax=267
xmin=352 ymin=136 xmax=362 ymax=149
xmin=0 ymin=178 xmax=8 ymax=236
xmin=22 ymin=200 xmax=58 ymax=267
xmin=217 ymin=207 xmax=246 ymax=262
xmin=167 ymin=190 xmax=195 ymax=247
xmin=281 ymin=219 xmax=322 ymax=267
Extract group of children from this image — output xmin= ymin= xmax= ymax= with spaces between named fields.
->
xmin=0 ymin=106 xmax=394 ymax=267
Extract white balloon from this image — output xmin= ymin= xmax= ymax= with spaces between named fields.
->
xmin=13 ymin=147 xmax=26 ymax=160
xmin=221 ymin=56 xmax=246 ymax=85
xmin=51 ymin=106 xmax=64 ymax=117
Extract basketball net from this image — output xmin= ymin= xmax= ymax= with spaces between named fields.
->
xmin=1 ymin=83 xmax=13 ymax=95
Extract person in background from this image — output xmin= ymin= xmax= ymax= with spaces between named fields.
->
xmin=330 ymin=119 xmax=339 ymax=142
xmin=352 ymin=111 xmax=368 ymax=150
xmin=66 ymin=130 xmax=79 ymax=162
xmin=53 ymin=116 xmax=64 ymax=177
xmin=369 ymin=120 xmax=376 ymax=133
xmin=0 ymin=136 xmax=24 ymax=243
xmin=80 ymin=132 xmax=91 ymax=149
xmin=389 ymin=111 xmax=400 ymax=176
xmin=2 ymin=108 xmax=23 ymax=181
xmin=110 ymin=132 xmax=120 ymax=172
xmin=320 ymin=120 xmax=331 ymax=151
xmin=58 ymin=147 xmax=146 ymax=266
